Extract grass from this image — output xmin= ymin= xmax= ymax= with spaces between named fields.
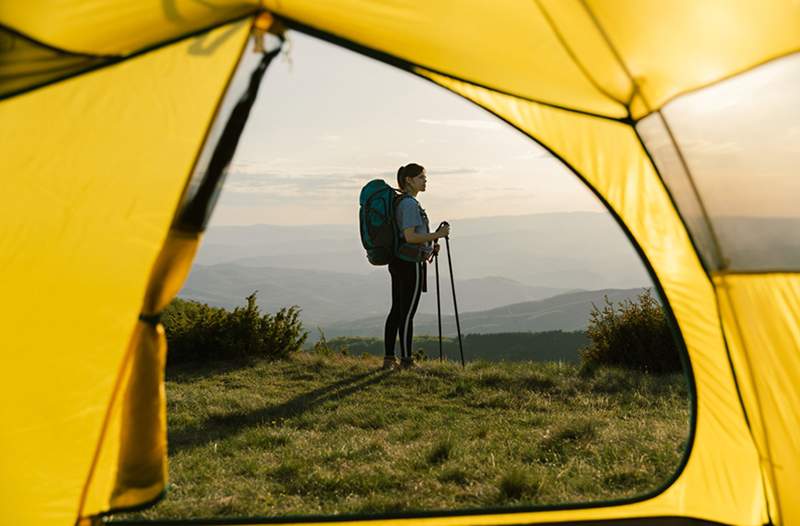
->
xmin=111 ymin=353 xmax=690 ymax=520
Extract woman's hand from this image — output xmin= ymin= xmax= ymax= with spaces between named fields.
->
xmin=436 ymin=223 xmax=451 ymax=239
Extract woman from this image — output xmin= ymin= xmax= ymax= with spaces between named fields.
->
xmin=383 ymin=163 xmax=451 ymax=370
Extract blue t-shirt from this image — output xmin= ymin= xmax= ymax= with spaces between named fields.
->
xmin=396 ymin=195 xmax=433 ymax=256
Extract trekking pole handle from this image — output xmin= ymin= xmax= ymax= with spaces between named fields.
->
xmin=437 ymin=221 xmax=450 ymax=239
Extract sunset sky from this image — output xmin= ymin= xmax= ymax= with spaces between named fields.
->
xmin=210 ymin=31 xmax=604 ymax=226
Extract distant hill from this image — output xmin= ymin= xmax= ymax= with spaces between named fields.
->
xmin=320 ymin=287 xmax=651 ymax=340
xmin=193 ymin=212 xmax=652 ymax=290
xmin=179 ymin=263 xmax=573 ymax=328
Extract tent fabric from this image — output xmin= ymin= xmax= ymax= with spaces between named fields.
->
xmin=0 ymin=19 xmax=250 ymax=526
xmin=0 ymin=1 xmax=257 ymax=56
xmin=3 ymin=2 xmax=800 ymax=526
xmin=715 ymin=273 xmax=800 ymax=525
xmin=260 ymin=0 xmax=800 ymax=120
xmin=0 ymin=26 xmax=109 ymax=99
xmin=80 ymin=230 xmax=203 ymax=518
xmin=637 ymin=52 xmax=800 ymax=273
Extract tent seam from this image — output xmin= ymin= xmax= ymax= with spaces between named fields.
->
xmin=650 ymin=111 xmax=727 ymax=270
xmin=575 ymin=0 xmax=644 ymax=109
xmin=0 ymin=23 xmax=121 ymax=58
xmin=635 ymin=48 xmax=800 ymax=121
xmin=531 ymin=0 xmax=630 ymax=116
xmin=74 ymin=333 xmax=138 ymax=522
xmin=714 ymin=279 xmax=782 ymax=524
xmin=711 ymin=289 xmax=775 ymax=525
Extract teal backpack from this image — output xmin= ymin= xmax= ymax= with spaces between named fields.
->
xmin=359 ymin=179 xmax=402 ymax=265
xmin=359 ymin=179 xmax=427 ymax=265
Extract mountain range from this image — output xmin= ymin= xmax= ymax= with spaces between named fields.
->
xmin=193 ymin=212 xmax=652 ymax=289
xmin=319 ymin=287 xmax=650 ymax=340
xmin=179 ymin=212 xmax=656 ymax=337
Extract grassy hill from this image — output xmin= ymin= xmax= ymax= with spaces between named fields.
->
xmin=112 ymin=353 xmax=690 ymax=521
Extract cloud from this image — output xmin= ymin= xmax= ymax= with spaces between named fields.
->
xmin=428 ymin=167 xmax=480 ymax=176
xmin=512 ymin=151 xmax=551 ymax=160
xmin=220 ymin=164 xmax=489 ymax=207
xmin=682 ymin=138 xmax=739 ymax=155
xmin=386 ymin=151 xmax=409 ymax=158
xmin=417 ymin=118 xmax=503 ymax=131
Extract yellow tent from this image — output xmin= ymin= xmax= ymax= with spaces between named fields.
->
xmin=2 ymin=2 xmax=799 ymax=525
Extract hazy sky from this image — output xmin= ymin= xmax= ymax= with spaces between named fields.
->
xmin=210 ymin=31 xmax=604 ymax=226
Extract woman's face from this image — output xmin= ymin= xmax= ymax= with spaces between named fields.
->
xmin=406 ymin=169 xmax=427 ymax=193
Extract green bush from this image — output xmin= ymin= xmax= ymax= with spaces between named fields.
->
xmin=580 ymin=289 xmax=681 ymax=374
xmin=163 ymin=293 xmax=307 ymax=366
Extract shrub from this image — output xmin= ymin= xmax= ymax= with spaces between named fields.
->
xmin=580 ymin=289 xmax=681 ymax=374
xmin=163 ymin=293 xmax=307 ymax=366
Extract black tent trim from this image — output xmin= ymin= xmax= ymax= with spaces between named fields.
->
xmin=0 ymin=12 xmax=256 ymax=102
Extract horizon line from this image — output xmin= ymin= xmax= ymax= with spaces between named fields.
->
xmin=208 ymin=210 xmax=607 ymax=228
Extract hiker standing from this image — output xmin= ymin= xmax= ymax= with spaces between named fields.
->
xmin=383 ymin=163 xmax=450 ymax=370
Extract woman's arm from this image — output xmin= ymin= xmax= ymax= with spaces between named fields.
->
xmin=403 ymin=224 xmax=449 ymax=244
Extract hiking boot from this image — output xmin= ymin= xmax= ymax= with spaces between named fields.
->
xmin=382 ymin=356 xmax=398 ymax=370
xmin=399 ymin=357 xmax=416 ymax=370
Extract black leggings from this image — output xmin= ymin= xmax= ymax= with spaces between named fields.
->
xmin=384 ymin=258 xmax=426 ymax=359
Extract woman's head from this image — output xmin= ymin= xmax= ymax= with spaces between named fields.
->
xmin=397 ymin=163 xmax=426 ymax=193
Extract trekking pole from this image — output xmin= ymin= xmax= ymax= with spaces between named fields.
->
xmin=435 ymin=245 xmax=443 ymax=362
xmin=440 ymin=222 xmax=465 ymax=367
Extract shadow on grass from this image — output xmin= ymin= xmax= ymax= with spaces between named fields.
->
xmin=165 ymin=358 xmax=262 ymax=383
xmin=169 ymin=369 xmax=392 ymax=453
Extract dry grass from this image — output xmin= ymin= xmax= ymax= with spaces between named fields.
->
xmin=111 ymin=353 xmax=690 ymax=521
